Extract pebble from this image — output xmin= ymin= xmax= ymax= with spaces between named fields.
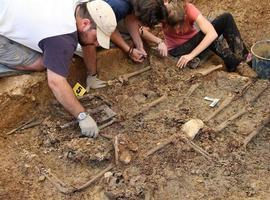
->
xmin=223 ymin=170 xmax=231 ymax=176
xmin=119 ymin=150 xmax=132 ymax=164
xmin=38 ymin=175 xmax=46 ymax=182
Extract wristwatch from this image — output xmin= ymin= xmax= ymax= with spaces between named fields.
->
xmin=77 ymin=112 xmax=87 ymax=121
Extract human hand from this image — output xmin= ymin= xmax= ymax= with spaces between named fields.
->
xmin=137 ymin=47 xmax=148 ymax=58
xmin=86 ymin=74 xmax=107 ymax=91
xmin=177 ymin=54 xmax=195 ymax=68
xmin=129 ymin=48 xmax=146 ymax=63
xmin=157 ymin=41 xmax=168 ymax=57
xmin=79 ymin=114 xmax=99 ymax=138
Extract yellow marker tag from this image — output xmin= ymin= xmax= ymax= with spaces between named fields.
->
xmin=73 ymin=82 xmax=86 ymax=97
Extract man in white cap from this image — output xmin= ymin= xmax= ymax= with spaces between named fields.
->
xmin=0 ymin=0 xmax=117 ymax=138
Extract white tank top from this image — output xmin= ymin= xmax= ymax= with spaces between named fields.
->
xmin=0 ymin=0 xmax=85 ymax=52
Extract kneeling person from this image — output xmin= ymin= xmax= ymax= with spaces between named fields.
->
xmin=0 ymin=0 xmax=117 ymax=137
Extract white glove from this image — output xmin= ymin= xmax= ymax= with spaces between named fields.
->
xmin=79 ymin=114 xmax=99 ymax=138
xmin=86 ymin=74 xmax=107 ymax=91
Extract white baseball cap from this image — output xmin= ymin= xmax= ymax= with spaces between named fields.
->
xmin=87 ymin=0 xmax=117 ymax=49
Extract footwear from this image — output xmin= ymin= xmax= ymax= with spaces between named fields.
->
xmin=236 ymin=62 xmax=257 ymax=78
xmin=187 ymin=57 xmax=200 ymax=69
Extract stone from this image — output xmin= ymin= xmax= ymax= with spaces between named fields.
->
xmin=181 ymin=119 xmax=204 ymax=140
xmin=38 ymin=175 xmax=46 ymax=182
xmin=119 ymin=150 xmax=132 ymax=164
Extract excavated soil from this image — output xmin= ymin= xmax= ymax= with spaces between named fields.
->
xmin=1 ymin=0 xmax=270 ymax=199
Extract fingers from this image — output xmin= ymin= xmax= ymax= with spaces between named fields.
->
xmin=130 ymin=49 xmax=146 ymax=63
xmin=177 ymin=56 xmax=189 ymax=68
xmin=86 ymin=85 xmax=90 ymax=93
xmin=82 ymin=127 xmax=99 ymax=138
xmin=87 ymin=75 xmax=107 ymax=89
xmin=158 ymin=44 xmax=168 ymax=57
xmin=94 ymin=81 xmax=107 ymax=89
xmin=93 ymin=128 xmax=99 ymax=138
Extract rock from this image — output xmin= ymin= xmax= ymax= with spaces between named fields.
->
xmin=143 ymin=90 xmax=157 ymax=99
xmin=134 ymin=94 xmax=146 ymax=104
xmin=119 ymin=150 xmax=132 ymax=164
xmin=38 ymin=175 xmax=46 ymax=182
xmin=104 ymin=172 xmax=113 ymax=183
xmin=181 ymin=119 xmax=204 ymax=139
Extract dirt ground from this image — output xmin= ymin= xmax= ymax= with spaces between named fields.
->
xmin=1 ymin=0 xmax=270 ymax=199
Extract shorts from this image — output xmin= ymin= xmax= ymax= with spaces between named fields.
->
xmin=0 ymin=35 xmax=40 ymax=68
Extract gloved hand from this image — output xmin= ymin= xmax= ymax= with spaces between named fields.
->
xmin=86 ymin=74 xmax=107 ymax=91
xmin=79 ymin=114 xmax=99 ymax=138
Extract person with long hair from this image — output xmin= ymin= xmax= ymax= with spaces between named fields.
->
xmin=140 ymin=0 xmax=257 ymax=77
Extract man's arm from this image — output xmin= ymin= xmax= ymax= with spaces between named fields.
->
xmin=47 ymin=69 xmax=85 ymax=117
xmin=47 ymin=69 xmax=99 ymax=137
xmin=125 ymin=14 xmax=147 ymax=56
xmin=82 ymin=44 xmax=97 ymax=75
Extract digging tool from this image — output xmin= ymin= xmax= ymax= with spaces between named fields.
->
xmin=204 ymin=96 xmax=220 ymax=107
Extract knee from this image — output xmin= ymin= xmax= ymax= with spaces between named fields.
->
xmin=221 ymin=12 xmax=234 ymax=22
xmin=28 ymin=57 xmax=44 ymax=71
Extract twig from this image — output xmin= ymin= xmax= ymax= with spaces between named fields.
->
xmin=235 ymin=79 xmax=256 ymax=99
xmin=204 ymin=94 xmax=235 ymax=122
xmin=42 ymin=164 xmax=114 ymax=194
xmin=6 ymin=117 xmax=36 ymax=135
xmin=197 ymin=64 xmax=223 ymax=76
xmin=114 ymin=135 xmax=119 ymax=165
xmin=60 ymin=120 xmax=77 ymax=129
xmin=134 ymin=94 xmax=167 ymax=116
xmin=185 ymin=64 xmax=223 ymax=82
xmin=183 ymin=137 xmax=213 ymax=161
xmin=99 ymin=118 xmax=117 ymax=130
xmin=175 ymin=83 xmax=200 ymax=108
xmin=214 ymin=108 xmax=248 ymax=132
xmin=21 ymin=120 xmax=43 ymax=130
xmin=144 ymin=133 xmax=213 ymax=161
xmin=74 ymin=164 xmax=114 ymax=192
xmin=77 ymin=94 xmax=95 ymax=100
xmin=214 ymin=83 xmax=269 ymax=132
xmin=243 ymin=114 xmax=270 ymax=148
xmin=119 ymin=66 xmax=151 ymax=83
xmin=42 ymin=169 xmax=75 ymax=194
xmin=144 ymin=134 xmax=177 ymax=157
xmin=248 ymin=83 xmax=269 ymax=105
